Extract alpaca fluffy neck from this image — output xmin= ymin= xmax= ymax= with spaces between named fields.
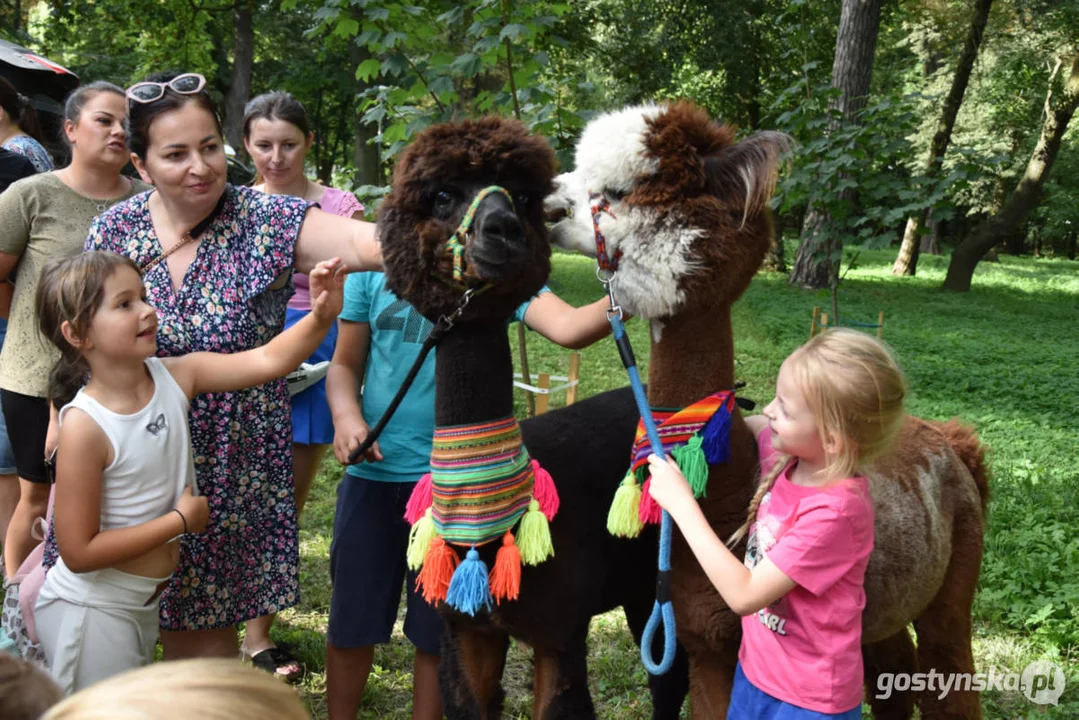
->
xmin=647 ymin=308 xmax=735 ymax=408
xmin=434 ymin=321 xmax=515 ymax=426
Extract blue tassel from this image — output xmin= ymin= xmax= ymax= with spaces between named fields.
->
xmin=445 ymin=546 xmax=492 ymax=616
xmin=701 ymin=405 xmax=731 ymax=465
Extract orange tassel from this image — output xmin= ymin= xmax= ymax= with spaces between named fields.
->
xmin=489 ymin=531 xmax=522 ymax=604
xmin=416 ymin=536 xmax=459 ymax=605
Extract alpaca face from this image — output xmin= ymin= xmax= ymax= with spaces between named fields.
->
xmin=546 ymin=103 xmax=790 ymax=319
xmin=379 ymin=117 xmax=556 ymax=323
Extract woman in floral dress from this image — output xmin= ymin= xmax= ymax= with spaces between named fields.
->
xmin=84 ymin=72 xmax=381 ymax=660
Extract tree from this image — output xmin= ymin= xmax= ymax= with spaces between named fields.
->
xmin=223 ymin=0 xmax=255 ymax=153
xmin=789 ymin=0 xmax=883 ymax=289
xmin=943 ymin=51 xmax=1079 ymax=291
xmin=892 ymin=0 xmax=994 ymax=276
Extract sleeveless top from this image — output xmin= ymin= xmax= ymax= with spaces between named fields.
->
xmin=59 ymin=358 xmax=196 ymax=531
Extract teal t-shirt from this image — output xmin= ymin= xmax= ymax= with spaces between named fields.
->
xmin=340 ymin=272 xmax=546 ymax=482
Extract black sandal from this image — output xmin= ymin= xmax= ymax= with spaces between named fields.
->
xmin=246 ymin=646 xmax=304 ymax=684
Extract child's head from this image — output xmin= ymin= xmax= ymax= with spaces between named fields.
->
xmin=36 ymin=251 xmax=149 ymax=408
xmin=40 ymin=658 xmax=311 ymax=719
xmin=729 ymin=329 xmax=904 ymax=548
xmin=0 ymin=652 xmax=64 ymax=720
xmin=766 ymin=328 xmax=906 ymax=478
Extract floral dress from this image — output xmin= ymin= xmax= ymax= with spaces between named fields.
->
xmin=2 ymin=135 xmax=53 ymax=172
xmin=85 ymin=184 xmax=311 ymax=630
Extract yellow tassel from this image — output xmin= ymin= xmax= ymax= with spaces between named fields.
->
xmin=406 ymin=508 xmax=437 ymax=570
xmin=517 ymin=499 xmax=554 ymax=566
xmin=606 ymin=472 xmax=645 ymax=538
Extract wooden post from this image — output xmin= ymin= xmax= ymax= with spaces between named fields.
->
xmin=517 ymin=324 xmax=535 ymax=417
xmin=810 ymin=306 xmax=821 ymax=338
xmin=820 ymin=312 xmax=829 ymax=333
xmin=535 ymin=373 xmax=551 ymax=415
xmin=877 ymin=311 xmax=885 ymax=339
xmin=566 ymin=352 xmax=581 ymax=406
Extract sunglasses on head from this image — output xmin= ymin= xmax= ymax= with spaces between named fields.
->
xmin=126 ymin=73 xmax=207 ymax=104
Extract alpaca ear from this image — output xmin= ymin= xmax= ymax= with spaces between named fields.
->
xmin=703 ymin=131 xmax=793 ymax=223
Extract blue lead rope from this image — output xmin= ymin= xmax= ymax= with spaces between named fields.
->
xmin=607 ymin=311 xmax=677 ymax=675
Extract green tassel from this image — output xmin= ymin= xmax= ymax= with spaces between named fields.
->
xmin=517 ymin=499 xmax=555 ymax=566
xmin=672 ymin=434 xmax=709 ymax=498
xmin=406 ymin=508 xmax=438 ymax=570
xmin=606 ymin=471 xmax=645 ymax=538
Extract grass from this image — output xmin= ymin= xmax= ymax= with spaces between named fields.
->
xmin=272 ymin=247 xmax=1078 ymax=718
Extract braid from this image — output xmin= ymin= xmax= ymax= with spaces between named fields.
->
xmin=726 ymin=453 xmax=790 ymax=548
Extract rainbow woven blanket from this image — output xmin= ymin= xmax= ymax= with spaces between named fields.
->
xmin=430 ymin=417 xmax=534 ymax=546
xmin=608 ymin=390 xmax=736 ymax=537
xmin=403 ymin=415 xmax=560 ymax=615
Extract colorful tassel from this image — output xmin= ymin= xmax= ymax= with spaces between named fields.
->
xmin=672 ymin=434 xmax=709 ymax=498
xmin=445 ymin=546 xmax=492 ymax=616
xmin=607 ymin=471 xmax=645 ymax=537
xmin=406 ymin=507 xmax=437 ymax=570
xmin=517 ymin=499 xmax=554 ymax=565
xmin=701 ymin=406 xmax=732 ymax=465
xmin=403 ymin=472 xmax=434 ymax=524
xmin=639 ymin=477 xmax=663 ymax=525
xmin=530 ymin=460 xmax=560 ymax=521
xmin=416 ymin=536 xmax=459 ymax=605
xmin=489 ymin=531 xmax=522 ymax=604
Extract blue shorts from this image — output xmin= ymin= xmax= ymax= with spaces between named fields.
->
xmin=0 ymin=321 xmax=15 ymax=475
xmin=728 ymin=663 xmax=862 ymax=720
xmin=284 ymin=307 xmax=337 ymax=445
xmin=328 ymin=474 xmax=444 ymax=656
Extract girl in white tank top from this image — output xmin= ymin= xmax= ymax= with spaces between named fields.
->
xmin=32 ymin=250 xmax=344 ymax=693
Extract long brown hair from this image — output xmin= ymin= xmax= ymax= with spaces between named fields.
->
xmin=728 ymin=329 xmax=906 ymax=547
xmin=36 ymin=251 xmax=144 ymax=409
xmin=0 ymin=76 xmax=45 ymax=143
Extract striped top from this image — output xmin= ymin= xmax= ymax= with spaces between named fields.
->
xmin=430 ymin=416 xmax=535 ymax=547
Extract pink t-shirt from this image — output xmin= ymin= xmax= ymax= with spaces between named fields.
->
xmin=738 ymin=429 xmax=874 ymax=714
xmin=289 ymin=186 xmax=365 ymax=311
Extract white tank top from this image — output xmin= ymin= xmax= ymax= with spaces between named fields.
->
xmin=59 ymin=357 xmax=196 ymax=531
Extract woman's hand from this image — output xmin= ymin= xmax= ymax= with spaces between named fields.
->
xmin=175 ymin=487 xmax=210 ymax=534
xmin=647 ymin=453 xmax=697 ymax=519
xmin=309 ymin=257 xmax=346 ymax=325
xmin=333 ymin=415 xmax=383 ymax=465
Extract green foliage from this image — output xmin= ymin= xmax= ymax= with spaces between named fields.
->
xmin=772 ymin=79 xmax=977 ymax=260
xmin=306 ymin=0 xmax=584 ymax=172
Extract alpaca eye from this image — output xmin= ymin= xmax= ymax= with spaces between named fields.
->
xmin=515 ymin=191 xmax=529 ymax=207
xmin=433 ymin=189 xmax=455 ymax=218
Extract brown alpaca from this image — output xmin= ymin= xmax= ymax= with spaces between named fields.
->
xmin=546 ymin=101 xmax=989 ymax=719
xmin=378 ymin=116 xmax=688 ymax=719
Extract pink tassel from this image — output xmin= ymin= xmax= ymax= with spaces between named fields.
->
xmin=639 ymin=477 xmax=663 ymax=525
xmin=531 ymin=460 xmax=560 ymax=521
xmin=404 ymin=473 xmax=434 ymax=524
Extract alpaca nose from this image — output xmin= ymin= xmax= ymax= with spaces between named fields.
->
xmin=477 ymin=209 xmax=525 ymax=261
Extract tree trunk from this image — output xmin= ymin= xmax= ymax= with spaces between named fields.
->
xmin=349 ymin=41 xmax=381 ymax=188
xmin=944 ymin=53 xmax=1079 ymax=291
xmin=223 ymin=0 xmax=254 ymax=154
xmin=762 ymin=221 xmax=787 ymax=272
xmin=790 ymin=0 xmax=883 ymax=289
xmin=892 ymin=0 xmax=993 ymax=276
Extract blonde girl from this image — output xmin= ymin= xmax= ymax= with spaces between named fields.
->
xmin=41 ymin=658 xmax=310 ymax=719
xmin=31 ymin=251 xmax=344 ymax=694
xmin=648 ymin=328 xmax=905 ymax=719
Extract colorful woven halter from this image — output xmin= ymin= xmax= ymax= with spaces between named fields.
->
xmin=443 ymin=186 xmax=515 ymax=287
xmin=588 ymin=191 xmax=622 ymax=273
xmin=607 ymin=390 xmax=736 ymax=537
xmin=404 ymin=416 xmax=560 ymax=615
